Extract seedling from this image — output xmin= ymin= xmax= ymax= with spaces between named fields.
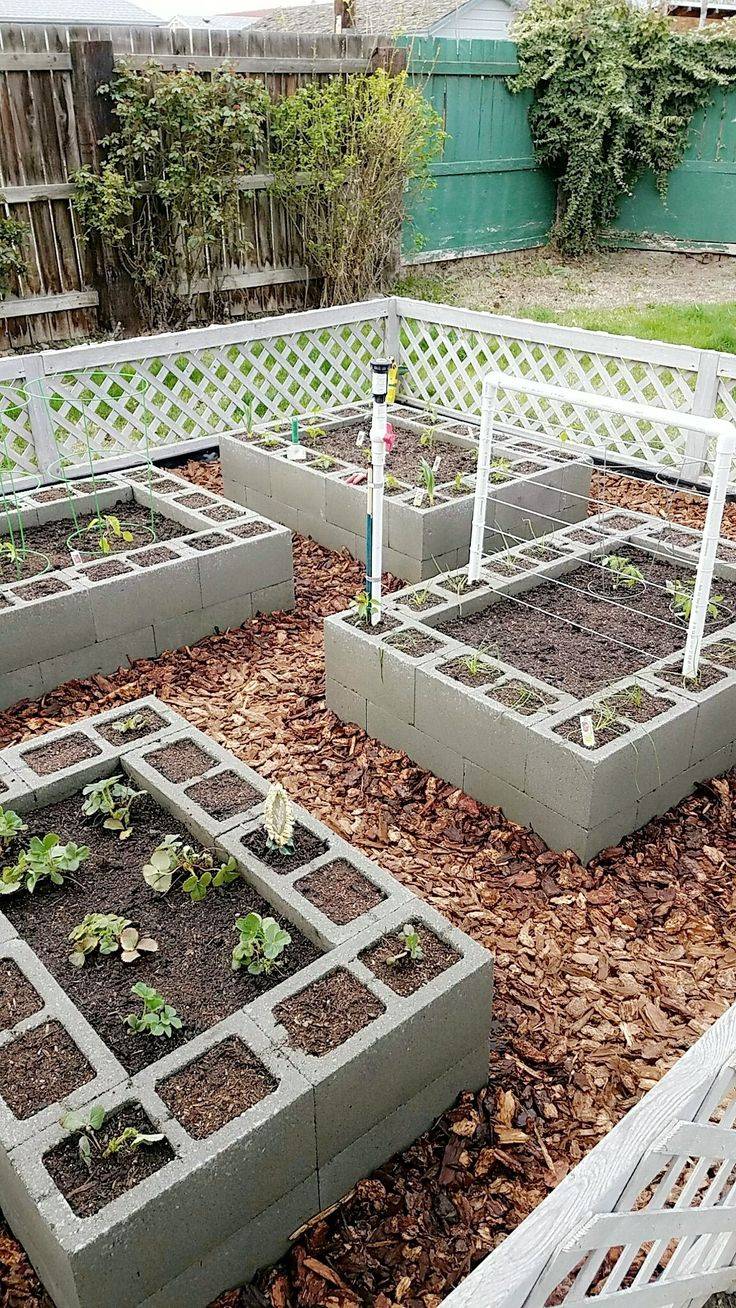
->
xmin=452 ymin=471 xmax=466 ymax=494
xmin=68 ymin=914 xmax=158 ymax=967
xmin=263 ymin=782 xmax=295 ymax=856
xmin=461 ymin=650 xmax=487 ymax=678
xmin=444 ymin=573 xmax=468 ymax=595
xmin=314 ymin=453 xmax=335 ymax=471
xmin=601 ymin=555 xmax=645 ymax=591
xmin=85 ymin=514 xmax=134 ymax=556
xmin=111 ymin=713 xmax=146 ymax=735
xmin=419 ymin=424 xmax=437 ymax=454
xmin=304 ymin=424 xmax=326 ymax=445
xmin=490 ymin=457 xmax=511 ymax=483
xmin=231 ymin=911 xmax=292 ymax=975
xmin=418 ymin=458 xmax=436 ymax=507
xmin=0 ymin=834 xmax=89 ymax=896
xmin=409 ymin=588 xmax=431 ymax=609
xmin=385 ymin=473 xmax=400 ymax=492
xmin=592 ymin=702 xmax=620 ymax=737
xmin=60 ymin=1105 xmax=163 ymax=1169
xmin=385 ymin=923 xmax=424 ymax=966
xmin=350 ymin=589 xmax=378 ymax=625
xmin=125 ymin=982 xmax=181 ymax=1038
xmin=261 ymin=437 xmax=283 ymax=449
xmin=0 ymin=539 xmax=24 ymax=565
xmin=81 ymin=775 xmax=143 ymax=839
xmin=0 ymin=806 xmax=26 ymax=849
xmin=142 ymin=835 xmax=238 ymax=899
xmin=667 ymin=576 xmax=724 ymax=621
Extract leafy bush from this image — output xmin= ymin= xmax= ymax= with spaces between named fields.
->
xmin=0 ymin=212 xmax=26 ymax=299
xmin=511 ymin=0 xmax=736 ymax=253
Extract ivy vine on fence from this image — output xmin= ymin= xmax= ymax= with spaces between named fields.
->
xmin=0 ymin=212 xmax=27 ymax=301
xmin=510 ymin=0 xmax=736 ymax=255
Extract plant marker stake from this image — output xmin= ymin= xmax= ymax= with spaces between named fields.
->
xmin=287 ymin=416 xmax=307 ymax=462
xmin=365 ymin=464 xmax=374 ymax=603
xmin=368 ymin=359 xmax=390 ymax=626
xmin=468 ymin=378 xmax=498 ymax=583
xmin=683 ymin=426 xmax=736 ymax=679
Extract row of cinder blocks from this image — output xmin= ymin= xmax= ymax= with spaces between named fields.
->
xmin=324 ymin=511 xmax=736 ymax=862
xmin=0 ymin=702 xmax=493 ymax=1308
xmin=0 ymin=471 xmax=295 ymax=708
xmin=220 ymin=402 xmax=593 ymax=583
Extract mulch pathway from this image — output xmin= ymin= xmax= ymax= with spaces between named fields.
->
xmin=2 ymin=459 xmax=736 ymax=1308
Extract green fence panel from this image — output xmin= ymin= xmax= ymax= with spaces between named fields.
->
xmin=610 ymin=87 xmax=736 ymax=252
xmin=402 ymin=37 xmax=555 ymax=261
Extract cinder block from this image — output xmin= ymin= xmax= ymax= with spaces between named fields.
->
xmin=0 ymin=577 xmax=95 ymax=675
xmin=366 ymin=701 xmax=465 ymax=788
xmin=39 ymin=627 xmax=157 ymax=693
xmin=81 ymin=553 xmax=202 ymax=641
xmin=325 ymin=677 xmax=368 ymax=731
xmin=323 ymin=616 xmax=417 ymax=721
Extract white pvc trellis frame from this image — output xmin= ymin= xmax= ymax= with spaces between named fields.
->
xmin=468 ymin=372 xmax=736 ymax=682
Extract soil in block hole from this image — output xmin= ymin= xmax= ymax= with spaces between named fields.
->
xmin=274 ymin=969 xmax=384 ymax=1056
xmin=157 ymin=1036 xmax=277 ymax=1138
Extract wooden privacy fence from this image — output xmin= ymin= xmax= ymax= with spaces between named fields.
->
xmin=0 ymin=23 xmax=401 ymax=352
xmin=440 ymin=999 xmax=736 ymax=1308
xmin=3 ymin=297 xmax=736 ymax=490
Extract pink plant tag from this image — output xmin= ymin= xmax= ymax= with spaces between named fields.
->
xmin=384 ymin=423 xmax=396 ymax=454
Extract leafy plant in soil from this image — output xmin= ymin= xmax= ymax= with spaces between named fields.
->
xmin=350 ymin=589 xmax=378 ymax=625
xmin=419 ymin=424 xmax=437 ymax=454
xmin=445 ymin=574 xmax=468 ymax=595
xmin=305 ymin=424 xmax=326 ymax=445
xmin=263 ymin=782 xmax=295 ymax=857
xmin=231 ymin=911 xmax=292 ymax=975
xmin=385 ymin=923 xmax=424 ymax=966
xmin=0 ymin=539 xmax=26 ymax=566
xmin=81 ymin=775 xmax=143 ymax=839
xmin=490 ymin=457 xmax=511 ymax=484
xmin=111 ymin=713 xmax=146 ymax=735
xmin=409 ymin=589 xmax=431 ymax=609
xmin=85 ymin=515 xmax=134 ymax=556
xmin=667 ymin=576 xmax=724 ymax=622
xmin=314 ymin=453 xmax=335 ymax=471
xmin=0 ymin=834 xmax=89 ymax=896
xmin=142 ymin=835 xmax=238 ymax=900
xmin=418 ymin=458 xmax=437 ymax=506
xmin=385 ymin=473 xmax=401 ymax=492
xmin=60 ymin=1104 xmax=163 ymax=1168
xmin=68 ymin=914 xmax=158 ymax=968
xmin=0 ymin=806 xmax=27 ymax=849
xmin=601 ymin=554 xmax=645 ymax=591
xmin=125 ymin=982 xmax=181 ymax=1038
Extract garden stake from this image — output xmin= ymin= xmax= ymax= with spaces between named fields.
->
xmin=287 ymin=416 xmax=307 ymax=462
xmin=368 ymin=359 xmax=390 ymax=625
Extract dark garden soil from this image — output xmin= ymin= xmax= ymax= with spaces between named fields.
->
xmin=383 ymin=629 xmax=445 ymax=659
xmin=11 ymin=577 xmax=71 ymax=601
xmin=240 ymin=825 xmax=329 ymax=875
xmin=94 ymin=706 xmax=168 ymax=745
xmin=230 ymin=520 xmax=276 ymax=539
xmin=602 ymin=687 xmax=675 ymax=724
xmin=401 ymin=590 xmax=440 ymax=612
xmin=439 ymin=656 xmax=501 ymax=688
xmin=0 ymin=959 xmax=43 ymax=1030
xmin=187 ymin=532 xmax=231 ymax=552
xmin=22 ymin=731 xmax=102 ymax=776
xmin=295 ymin=858 xmax=385 ymax=925
xmin=131 ymin=546 xmax=178 ymax=567
xmin=315 ymin=419 xmax=478 ymax=485
xmin=658 ymin=663 xmax=727 ymax=692
xmin=438 ymin=549 xmax=736 ymax=698
xmin=274 ymin=968 xmax=385 ymax=1056
xmin=157 ymin=1036 xmax=277 ymax=1138
xmin=0 ymin=503 xmax=185 ymax=586
xmin=708 ymin=639 xmax=736 ymax=668
xmin=79 ymin=559 xmax=132 ymax=582
xmin=3 ymin=458 xmax=736 ymax=1308
xmin=486 ymin=681 xmax=556 ymax=717
xmin=202 ymin=504 xmax=242 ymax=522
xmin=0 ymin=791 xmax=321 ymax=1074
xmin=184 ymin=770 xmax=260 ymax=821
xmin=554 ymin=716 xmax=629 ymax=748
xmin=43 ymin=1102 xmax=175 ymax=1218
xmin=0 ymin=1020 xmax=94 ymax=1118
xmin=146 ymin=738 xmax=215 ymax=783
xmin=361 ymin=923 xmax=459 ymax=997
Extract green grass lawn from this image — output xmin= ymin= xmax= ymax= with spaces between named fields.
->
xmin=526 ymin=303 xmax=736 ymax=352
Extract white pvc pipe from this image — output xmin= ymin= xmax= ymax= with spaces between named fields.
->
xmin=682 ymin=428 xmax=736 ymax=679
xmin=468 ymin=379 xmax=497 ymax=582
xmin=369 ymin=394 xmax=387 ymax=625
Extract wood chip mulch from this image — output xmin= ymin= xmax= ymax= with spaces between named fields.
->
xmin=2 ymin=457 xmax=736 ymax=1308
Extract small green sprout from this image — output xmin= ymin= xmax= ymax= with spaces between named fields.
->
xmin=0 ymin=834 xmax=89 ymax=896
xmin=304 ymin=424 xmax=326 ymax=445
xmin=409 ymin=588 xmax=430 ymax=608
xmin=667 ymin=576 xmax=724 ymax=621
xmin=601 ymin=555 xmax=645 ymax=591
xmin=85 ymin=514 xmax=133 ymax=556
xmin=314 ymin=453 xmax=335 ymax=471
xmin=490 ymin=457 xmax=511 ymax=483
xmin=81 ymin=775 xmax=143 ymax=839
xmin=418 ymin=458 xmax=436 ymax=507
xmin=461 ymin=651 xmax=484 ymax=677
xmin=111 ymin=713 xmax=145 ymax=735
xmin=419 ymin=425 xmax=437 ymax=453
xmin=68 ymin=914 xmax=158 ymax=968
xmin=452 ymin=471 xmax=466 ymax=494
xmin=261 ymin=436 xmax=283 ymax=449
xmin=125 ymin=982 xmax=181 ymax=1038
xmin=386 ymin=923 xmax=424 ymax=966
xmin=0 ymin=806 xmax=27 ymax=849
xmin=350 ymin=589 xmax=378 ymax=625
xmin=60 ymin=1105 xmax=163 ymax=1169
xmin=0 ymin=539 xmax=24 ymax=565
xmin=142 ymin=835 xmax=238 ymax=899
xmin=385 ymin=473 xmax=400 ymax=492
xmin=231 ymin=911 xmax=292 ymax=975
xmin=444 ymin=573 xmax=468 ymax=595
xmin=103 ymin=1126 xmax=165 ymax=1158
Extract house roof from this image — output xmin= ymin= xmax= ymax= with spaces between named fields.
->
xmin=0 ymin=0 xmax=161 ymax=21
xmin=251 ymin=0 xmax=487 ymax=33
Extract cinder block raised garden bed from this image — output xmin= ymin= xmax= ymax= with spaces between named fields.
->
xmin=0 ymin=700 xmax=492 ymax=1308
xmin=220 ymin=401 xmax=593 ymax=583
xmin=325 ymin=508 xmax=736 ymax=861
xmin=0 ymin=470 xmax=294 ymax=709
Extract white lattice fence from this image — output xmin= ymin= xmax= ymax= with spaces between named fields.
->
xmin=442 ymin=1002 xmax=736 ymax=1308
xmin=395 ymin=299 xmax=713 ymax=479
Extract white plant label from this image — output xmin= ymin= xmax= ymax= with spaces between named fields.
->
xmin=579 ymin=714 xmax=596 ymax=748
xmin=432 ymin=455 xmax=441 ymax=473
xmin=356 ymin=431 xmax=365 ymax=447
xmin=70 ymin=549 xmax=84 ymax=566
xmin=413 ymin=489 xmax=425 ymax=507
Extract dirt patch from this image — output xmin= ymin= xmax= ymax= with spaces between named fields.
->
xmin=361 ymin=923 xmax=459 ymax=997
xmin=0 ymin=791 xmax=322 ymax=1075
xmin=187 ymin=532 xmax=230 ymax=552
xmin=230 ymin=520 xmax=275 ymax=539
xmin=439 ymin=656 xmax=501 ymax=687
xmin=184 ymin=770 xmax=260 ymax=821
xmin=131 ymin=546 xmax=178 ymax=567
xmin=240 ymin=825 xmax=329 ymax=875
xmin=274 ymin=968 xmax=385 ymax=1056
xmin=314 ymin=418 xmax=477 ymax=486
xmin=295 ymin=859 xmax=385 ymax=925
xmin=43 ymin=1102 xmax=174 ymax=1218
xmin=0 ymin=960 xmax=43 ymax=1030
xmin=157 ymin=1036 xmax=277 ymax=1139
xmin=22 ymin=732 xmax=101 ymax=776
xmin=79 ymin=559 xmax=133 ymax=582
xmin=94 ymin=706 xmax=168 ymax=745
xmin=146 ymin=738 xmax=215 ymax=783
xmin=11 ymin=577 xmax=69 ymax=602
xmin=0 ymin=503 xmax=184 ymax=585
xmin=0 ymin=1020 xmax=94 ymax=1118
xmin=384 ymin=629 xmax=445 ymax=659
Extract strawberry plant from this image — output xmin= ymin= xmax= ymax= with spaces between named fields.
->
xmin=386 ymin=923 xmax=424 ymax=965
xmin=0 ymin=806 xmax=27 ymax=849
xmin=231 ymin=912 xmax=291 ymax=975
xmin=85 ymin=514 xmax=134 ymax=556
xmin=125 ymin=982 xmax=181 ymax=1038
xmin=81 ymin=775 xmax=143 ymax=839
xmin=142 ymin=835 xmax=238 ymax=899
xmin=0 ymin=834 xmax=89 ymax=896
xmin=68 ymin=914 xmax=158 ymax=968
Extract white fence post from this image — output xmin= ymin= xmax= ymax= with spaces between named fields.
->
xmin=18 ymin=354 xmax=58 ymax=483
xmin=682 ymin=426 xmax=736 ymax=679
xmin=468 ymin=377 xmax=497 ymax=582
xmin=685 ymin=351 xmax=720 ymax=482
